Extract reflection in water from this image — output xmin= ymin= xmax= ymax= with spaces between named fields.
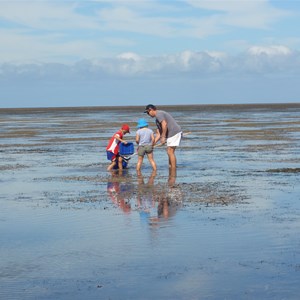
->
xmin=106 ymin=170 xmax=183 ymax=226
xmin=152 ymin=175 xmax=183 ymax=224
xmin=106 ymin=171 xmax=133 ymax=213
xmin=136 ymin=171 xmax=157 ymax=223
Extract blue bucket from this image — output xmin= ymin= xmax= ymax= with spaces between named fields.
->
xmin=120 ymin=142 xmax=134 ymax=155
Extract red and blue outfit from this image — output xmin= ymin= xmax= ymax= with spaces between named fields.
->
xmin=106 ymin=130 xmax=123 ymax=161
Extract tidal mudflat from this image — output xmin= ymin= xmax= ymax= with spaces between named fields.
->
xmin=0 ymin=104 xmax=300 ymax=300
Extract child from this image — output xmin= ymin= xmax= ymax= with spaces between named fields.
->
xmin=135 ymin=118 xmax=157 ymax=173
xmin=106 ymin=124 xmax=130 ymax=171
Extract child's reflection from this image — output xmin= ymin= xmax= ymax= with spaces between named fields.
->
xmin=136 ymin=171 xmax=157 ymax=222
xmin=107 ymin=171 xmax=132 ymax=213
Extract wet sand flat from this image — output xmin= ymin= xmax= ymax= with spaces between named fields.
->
xmin=0 ymin=104 xmax=300 ymax=299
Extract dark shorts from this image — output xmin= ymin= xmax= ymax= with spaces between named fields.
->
xmin=107 ymin=151 xmax=117 ymax=161
xmin=138 ymin=145 xmax=153 ymax=156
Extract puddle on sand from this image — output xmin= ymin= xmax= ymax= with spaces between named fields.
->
xmin=1 ymin=104 xmax=300 ymax=300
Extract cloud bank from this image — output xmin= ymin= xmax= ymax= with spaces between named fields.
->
xmin=1 ymin=46 xmax=299 ymax=82
xmin=0 ymin=46 xmax=300 ymax=81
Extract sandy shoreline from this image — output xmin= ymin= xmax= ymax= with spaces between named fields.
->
xmin=1 ymin=102 xmax=300 ymax=114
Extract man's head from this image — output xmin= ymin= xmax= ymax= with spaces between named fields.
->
xmin=144 ymin=104 xmax=157 ymax=118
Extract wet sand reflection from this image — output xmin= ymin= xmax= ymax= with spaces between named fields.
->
xmin=107 ymin=170 xmax=183 ymax=225
xmin=107 ymin=171 xmax=133 ymax=213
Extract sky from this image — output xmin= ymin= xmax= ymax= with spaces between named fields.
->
xmin=0 ymin=0 xmax=300 ymax=108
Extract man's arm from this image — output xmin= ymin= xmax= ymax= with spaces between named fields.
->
xmin=160 ymin=120 xmax=167 ymax=144
xmin=151 ymin=132 xmax=155 ymax=145
xmin=154 ymin=128 xmax=160 ymax=144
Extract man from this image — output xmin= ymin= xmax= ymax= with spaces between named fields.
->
xmin=144 ymin=104 xmax=182 ymax=175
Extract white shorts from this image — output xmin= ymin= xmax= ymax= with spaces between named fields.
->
xmin=167 ymin=132 xmax=182 ymax=147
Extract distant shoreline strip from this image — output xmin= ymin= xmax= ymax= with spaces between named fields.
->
xmin=1 ymin=102 xmax=300 ymax=114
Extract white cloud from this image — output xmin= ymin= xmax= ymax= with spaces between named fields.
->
xmin=186 ymin=0 xmax=289 ymax=29
xmin=0 ymin=28 xmax=107 ymax=63
xmin=90 ymin=46 xmax=297 ymax=76
xmin=0 ymin=0 xmax=294 ymax=64
xmin=0 ymin=1 xmax=98 ymax=30
xmin=117 ymin=52 xmax=141 ymax=61
xmin=243 ymin=45 xmax=296 ymax=73
xmin=247 ymin=45 xmax=292 ymax=56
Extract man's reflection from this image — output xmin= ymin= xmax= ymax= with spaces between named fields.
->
xmin=154 ymin=175 xmax=182 ymax=222
xmin=136 ymin=172 xmax=182 ymax=225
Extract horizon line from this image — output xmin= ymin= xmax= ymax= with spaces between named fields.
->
xmin=1 ymin=102 xmax=300 ymax=113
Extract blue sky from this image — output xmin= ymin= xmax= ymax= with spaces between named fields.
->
xmin=0 ymin=0 xmax=300 ymax=108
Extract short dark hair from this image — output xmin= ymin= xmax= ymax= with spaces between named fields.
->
xmin=144 ymin=104 xmax=156 ymax=113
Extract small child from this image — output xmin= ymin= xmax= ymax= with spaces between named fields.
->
xmin=106 ymin=124 xmax=130 ymax=171
xmin=135 ymin=119 xmax=157 ymax=173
